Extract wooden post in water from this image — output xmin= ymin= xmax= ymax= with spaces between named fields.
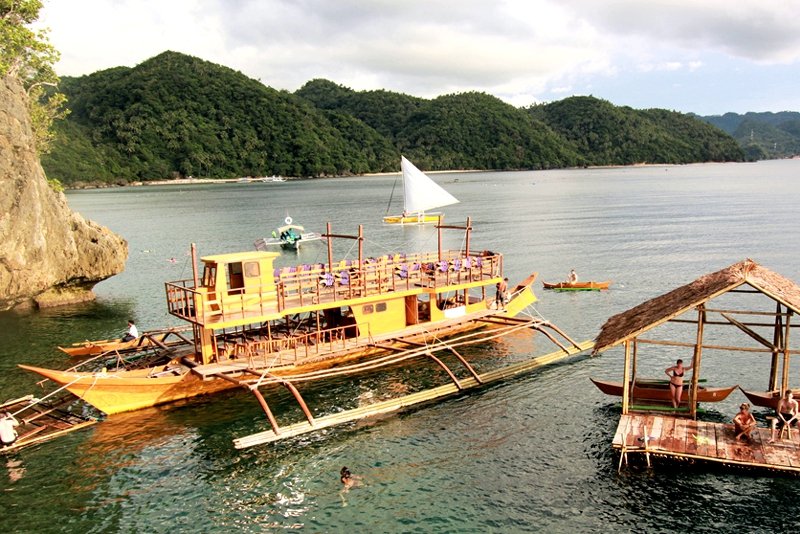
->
xmin=621 ymin=340 xmax=632 ymax=415
xmin=689 ymin=305 xmax=706 ymax=419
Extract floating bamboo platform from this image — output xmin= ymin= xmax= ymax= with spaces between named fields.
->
xmin=1 ymin=394 xmax=97 ymax=454
xmin=613 ymin=413 xmax=800 ymax=475
xmin=234 ymin=339 xmax=594 ymax=449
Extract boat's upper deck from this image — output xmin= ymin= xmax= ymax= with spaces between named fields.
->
xmin=166 ymin=249 xmax=502 ymax=328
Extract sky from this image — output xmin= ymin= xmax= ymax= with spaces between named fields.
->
xmin=36 ymin=0 xmax=800 ymax=116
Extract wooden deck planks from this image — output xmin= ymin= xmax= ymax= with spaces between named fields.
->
xmin=611 ymin=414 xmax=800 ymax=475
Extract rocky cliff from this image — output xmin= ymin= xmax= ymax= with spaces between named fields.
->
xmin=0 ymin=75 xmax=128 ymax=310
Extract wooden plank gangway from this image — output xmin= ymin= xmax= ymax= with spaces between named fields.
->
xmin=613 ymin=413 xmax=800 ymax=475
xmin=233 ymin=339 xmax=594 ymax=449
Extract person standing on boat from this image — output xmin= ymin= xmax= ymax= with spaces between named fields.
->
xmin=568 ymin=269 xmax=578 ymax=284
xmin=495 ymin=277 xmax=508 ymax=310
xmin=122 ymin=319 xmax=139 ymax=342
xmin=733 ymin=402 xmax=757 ymax=441
xmin=664 ymin=359 xmax=692 ymax=409
xmin=0 ymin=412 xmax=20 ymax=447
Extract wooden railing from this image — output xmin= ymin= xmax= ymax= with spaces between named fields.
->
xmin=230 ymin=323 xmax=371 ymax=368
xmin=165 ymin=250 xmax=502 ymax=325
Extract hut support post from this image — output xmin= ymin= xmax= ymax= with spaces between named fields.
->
xmin=689 ymin=305 xmax=706 ymax=419
xmin=782 ymin=310 xmax=793 ymax=392
xmin=770 ymin=302 xmax=783 ymax=392
xmin=621 ymin=340 xmax=632 ymax=415
xmin=631 ymin=339 xmax=638 ymax=404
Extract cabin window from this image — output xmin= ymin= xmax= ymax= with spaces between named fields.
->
xmin=376 ymin=302 xmax=387 ymax=312
xmin=244 ymin=261 xmax=260 ymax=278
xmin=363 ymin=304 xmax=374 ymax=314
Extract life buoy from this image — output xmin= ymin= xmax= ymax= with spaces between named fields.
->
xmin=285 ymin=216 xmax=293 ymax=225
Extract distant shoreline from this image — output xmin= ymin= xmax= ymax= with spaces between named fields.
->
xmin=64 ymin=161 xmax=765 ymax=190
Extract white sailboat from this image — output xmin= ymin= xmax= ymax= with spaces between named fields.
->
xmin=383 ymin=156 xmax=459 ymax=225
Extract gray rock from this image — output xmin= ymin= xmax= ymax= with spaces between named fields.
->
xmin=0 ymin=75 xmax=128 ymax=310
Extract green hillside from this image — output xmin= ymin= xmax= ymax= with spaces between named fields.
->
xmin=529 ymin=96 xmax=744 ymax=165
xmin=42 ymin=51 xmax=747 ymax=186
xmin=699 ymin=111 xmax=800 ymax=160
xmin=42 ymin=52 xmax=398 ymax=184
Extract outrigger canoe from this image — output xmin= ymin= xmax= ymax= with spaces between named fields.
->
xmin=543 ymin=281 xmax=611 ymax=291
xmin=590 ymin=378 xmax=737 ymax=403
xmin=57 ymin=328 xmax=191 ymax=357
xmin=739 ymin=387 xmax=800 ymax=410
xmin=20 ymin=219 xmax=586 ymax=420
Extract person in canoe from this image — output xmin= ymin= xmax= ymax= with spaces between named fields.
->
xmin=568 ymin=269 xmax=578 ymax=284
xmin=665 ymin=358 xmax=692 ymax=408
xmin=121 ymin=319 xmax=139 ymax=342
xmin=733 ymin=402 xmax=757 ymax=441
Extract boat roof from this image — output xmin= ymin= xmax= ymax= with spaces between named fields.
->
xmin=593 ymin=259 xmax=800 ymax=354
xmin=201 ymin=250 xmax=281 ymax=264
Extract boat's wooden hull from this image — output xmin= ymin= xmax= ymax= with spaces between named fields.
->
xmin=543 ymin=281 xmax=611 ymax=291
xmin=739 ymin=387 xmax=800 ymax=410
xmin=383 ymin=213 xmax=443 ymax=225
xmin=22 ymin=310 xmax=518 ymax=415
xmin=590 ymin=378 xmax=737 ymax=403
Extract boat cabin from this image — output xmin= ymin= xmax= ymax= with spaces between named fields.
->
xmin=165 ymin=221 xmax=508 ymax=366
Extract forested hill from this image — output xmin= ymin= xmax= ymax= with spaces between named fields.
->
xmin=698 ymin=111 xmax=800 ymax=161
xmin=528 ymin=97 xmax=744 ymax=166
xmin=42 ymin=51 xmax=744 ymax=186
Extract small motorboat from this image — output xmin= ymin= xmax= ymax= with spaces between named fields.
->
xmin=591 ymin=377 xmax=737 ymax=404
xmin=543 ymin=280 xmax=611 ymax=291
xmin=254 ymin=216 xmax=324 ymax=251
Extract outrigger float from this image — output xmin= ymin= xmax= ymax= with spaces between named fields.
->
xmin=593 ymin=259 xmax=800 ymax=475
xmin=18 ymin=219 xmax=592 ymax=449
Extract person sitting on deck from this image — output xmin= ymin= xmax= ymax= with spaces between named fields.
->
xmin=0 ymin=412 xmax=20 ymax=447
xmin=568 ymin=269 xmax=578 ymax=284
xmin=664 ymin=358 xmax=692 ymax=409
xmin=770 ymin=390 xmax=799 ymax=442
xmin=121 ymin=319 xmax=138 ymax=342
xmin=733 ymin=402 xmax=757 ymax=441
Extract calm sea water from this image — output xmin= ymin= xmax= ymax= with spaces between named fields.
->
xmin=2 ymin=160 xmax=799 ymax=532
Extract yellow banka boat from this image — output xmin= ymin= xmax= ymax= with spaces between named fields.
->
xmin=382 ymin=156 xmax=459 ymax=225
xmin=20 ymin=219 xmax=580 ymax=427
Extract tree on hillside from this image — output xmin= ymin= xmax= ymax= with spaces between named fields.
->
xmin=0 ymin=0 xmax=68 ymax=156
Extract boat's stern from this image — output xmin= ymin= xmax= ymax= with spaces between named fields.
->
xmin=505 ymin=272 xmax=538 ymax=317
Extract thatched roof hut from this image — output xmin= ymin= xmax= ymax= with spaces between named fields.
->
xmin=592 ymin=259 xmax=800 ymax=418
xmin=594 ymin=259 xmax=800 ymax=354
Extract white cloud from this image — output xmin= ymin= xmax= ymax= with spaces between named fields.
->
xmin=34 ymin=0 xmax=800 ymax=112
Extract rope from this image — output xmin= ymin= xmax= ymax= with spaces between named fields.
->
xmin=10 ymin=374 xmax=88 ymax=418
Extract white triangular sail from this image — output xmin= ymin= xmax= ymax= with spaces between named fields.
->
xmin=401 ymin=156 xmax=459 ymax=214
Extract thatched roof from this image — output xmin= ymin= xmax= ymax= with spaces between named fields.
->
xmin=593 ymin=259 xmax=800 ymax=354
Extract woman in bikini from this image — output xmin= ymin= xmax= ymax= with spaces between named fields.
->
xmin=733 ymin=402 xmax=757 ymax=440
xmin=665 ymin=359 xmax=692 ymax=409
